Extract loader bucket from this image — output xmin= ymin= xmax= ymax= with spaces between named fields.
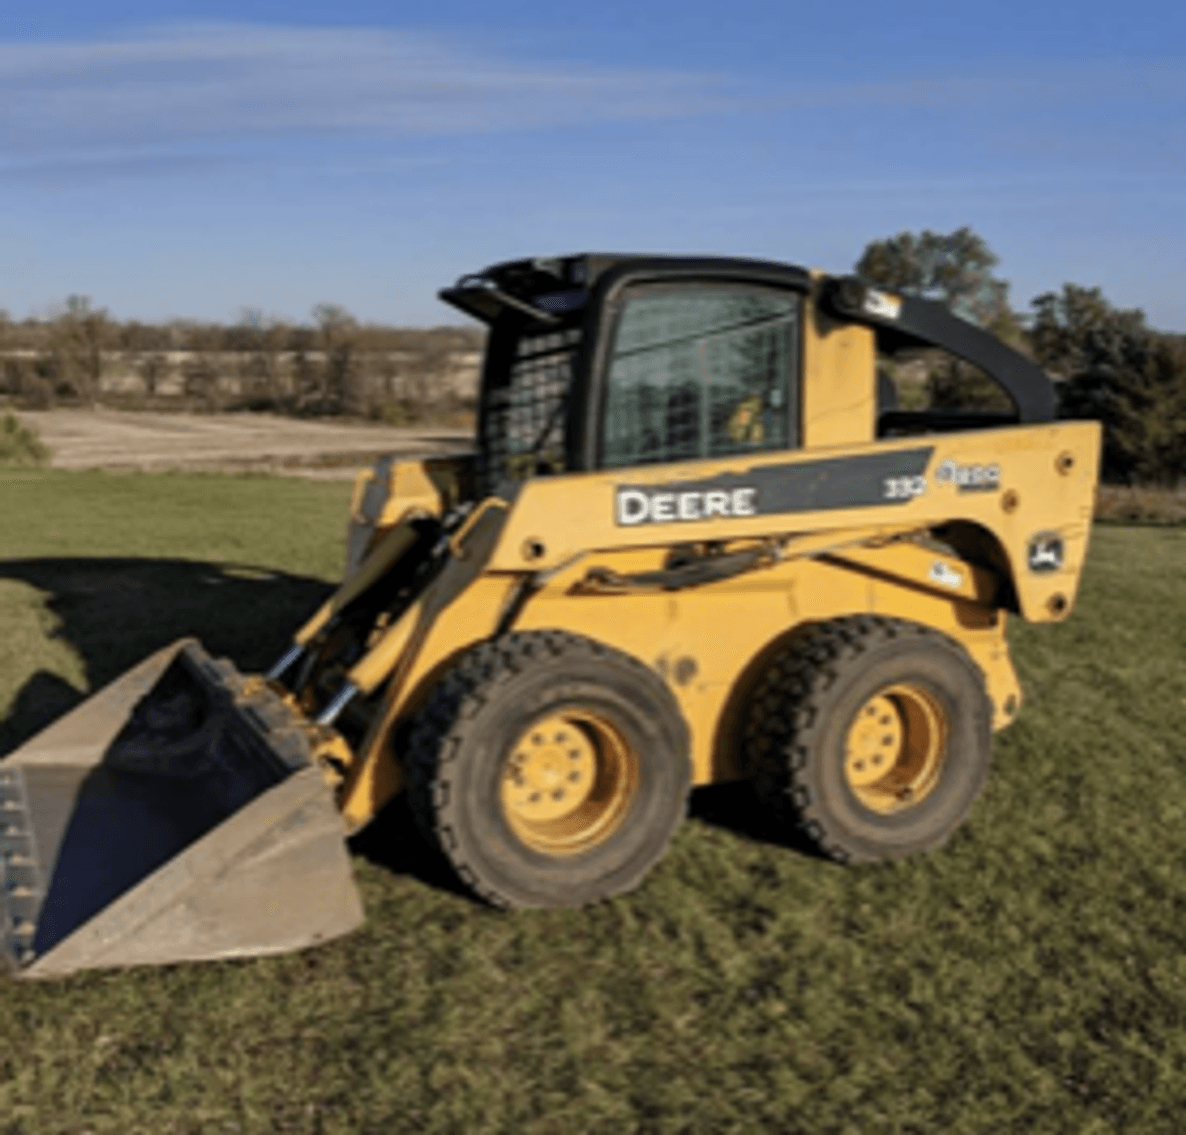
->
xmin=0 ymin=640 xmax=363 ymax=979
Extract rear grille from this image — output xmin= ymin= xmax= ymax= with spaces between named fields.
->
xmin=481 ymin=327 xmax=579 ymax=494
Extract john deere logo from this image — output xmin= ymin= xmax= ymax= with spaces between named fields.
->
xmin=616 ymin=486 xmax=758 ymax=526
xmin=1027 ymin=532 xmax=1064 ymax=573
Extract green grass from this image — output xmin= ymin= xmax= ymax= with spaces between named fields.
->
xmin=1 ymin=470 xmax=1185 ymax=1134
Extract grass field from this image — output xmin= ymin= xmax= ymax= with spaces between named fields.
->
xmin=1 ymin=469 xmax=1185 ymax=1134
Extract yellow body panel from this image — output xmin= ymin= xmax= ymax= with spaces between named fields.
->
xmin=371 ymin=453 xmax=474 ymax=526
xmin=801 ymin=320 xmax=876 ymax=448
xmin=512 ymin=547 xmax=1018 ymax=786
xmin=343 ymin=453 xmax=475 ymax=577
xmin=324 ymin=418 xmax=1097 ymax=827
xmin=337 ymin=574 xmax=518 ymax=831
xmin=487 ymin=420 xmax=1100 ymax=625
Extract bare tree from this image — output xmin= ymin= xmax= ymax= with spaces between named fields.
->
xmin=179 ymin=322 xmax=224 ymax=409
xmin=45 ymin=296 xmax=112 ymax=401
xmin=231 ymin=308 xmax=290 ymax=409
xmin=308 ymin=303 xmax=358 ymax=414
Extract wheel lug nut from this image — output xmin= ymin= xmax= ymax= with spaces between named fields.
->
xmin=568 ymin=771 xmax=580 ymax=782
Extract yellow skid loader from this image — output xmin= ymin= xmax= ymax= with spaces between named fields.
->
xmin=1 ymin=255 xmax=1100 ymax=977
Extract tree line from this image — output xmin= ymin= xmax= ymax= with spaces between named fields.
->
xmin=856 ymin=227 xmax=1186 ymax=487
xmin=0 ymin=300 xmax=485 ymax=425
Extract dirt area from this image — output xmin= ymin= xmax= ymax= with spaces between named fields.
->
xmin=15 ymin=408 xmax=472 ymax=478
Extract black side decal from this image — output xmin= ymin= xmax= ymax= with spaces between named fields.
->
xmin=615 ymin=447 xmax=934 ymax=526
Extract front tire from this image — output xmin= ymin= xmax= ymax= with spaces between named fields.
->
xmin=406 ymin=631 xmax=691 ymax=908
xmin=748 ymin=616 xmax=993 ymax=863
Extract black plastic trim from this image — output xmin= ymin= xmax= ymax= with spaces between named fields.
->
xmin=822 ymin=277 xmax=1056 ymax=424
xmin=439 ymin=282 xmax=561 ymax=327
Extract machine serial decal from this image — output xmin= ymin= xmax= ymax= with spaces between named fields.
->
xmin=934 ymin=459 xmax=1001 ymax=492
xmin=1026 ymin=531 xmax=1065 ymax=573
xmin=883 ymin=475 xmax=927 ymax=500
xmin=614 ymin=447 xmax=934 ymax=526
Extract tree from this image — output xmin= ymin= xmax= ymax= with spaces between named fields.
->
xmin=856 ymin=226 xmax=1011 ymax=328
xmin=307 ymin=304 xmax=358 ymax=414
xmin=178 ymin=322 xmax=224 ymax=409
xmin=856 ymin=227 xmax=1015 ymax=412
xmin=231 ymin=308 xmax=290 ymax=409
xmin=1031 ymin=285 xmax=1186 ymax=486
xmin=45 ymin=295 xmax=112 ymax=401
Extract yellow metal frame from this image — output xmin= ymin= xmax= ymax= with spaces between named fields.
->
xmin=486 ymin=420 xmax=1099 ymax=623
xmin=315 ymin=311 xmax=1100 ymax=833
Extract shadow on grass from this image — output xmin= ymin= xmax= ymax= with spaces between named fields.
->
xmin=0 ymin=556 xmax=333 ymax=752
xmin=687 ymin=780 xmax=830 ymax=859
xmin=347 ymin=792 xmax=480 ymax=903
xmin=348 ymin=784 xmax=823 ymax=903
xmin=0 ymin=555 xmax=479 ymax=899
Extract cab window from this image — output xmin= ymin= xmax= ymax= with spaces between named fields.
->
xmin=600 ymin=284 xmax=800 ymax=468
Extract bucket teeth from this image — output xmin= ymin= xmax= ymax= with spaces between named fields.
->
xmin=0 ymin=774 xmax=43 ymax=973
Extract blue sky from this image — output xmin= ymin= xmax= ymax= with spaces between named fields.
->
xmin=2 ymin=2 xmax=1183 ymax=329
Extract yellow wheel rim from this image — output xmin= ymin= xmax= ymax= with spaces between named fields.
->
xmin=500 ymin=710 xmax=638 ymax=856
xmin=843 ymin=684 xmax=947 ymax=814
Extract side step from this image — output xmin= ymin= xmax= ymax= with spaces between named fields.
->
xmin=0 ymin=640 xmax=364 ymax=979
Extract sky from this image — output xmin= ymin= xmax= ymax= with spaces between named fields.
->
xmin=1 ymin=1 xmax=1184 ymax=330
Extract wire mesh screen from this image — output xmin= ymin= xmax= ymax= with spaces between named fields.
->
xmin=481 ymin=326 xmax=580 ymax=492
xmin=602 ymin=288 xmax=799 ymax=468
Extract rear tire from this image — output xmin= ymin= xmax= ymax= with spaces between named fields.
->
xmin=747 ymin=616 xmax=992 ymax=863
xmin=406 ymin=631 xmax=691 ymax=908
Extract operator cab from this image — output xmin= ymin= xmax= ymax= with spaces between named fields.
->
xmin=440 ymin=254 xmax=1054 ymax=496
xmin=441 ymin=254 xmax=812 ymax=494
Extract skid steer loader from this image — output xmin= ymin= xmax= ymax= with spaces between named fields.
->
xmin=1 ymin=254 xmax=1100 ymax=977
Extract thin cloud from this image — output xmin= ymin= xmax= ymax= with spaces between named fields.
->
xmin=0 ymin=22 xmax=730 ymax=165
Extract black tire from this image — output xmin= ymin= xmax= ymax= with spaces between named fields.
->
xmin=747 ymin=616 xmax=992 ymax=863
xmin=406 ymin=630 xmax=691 ymax=908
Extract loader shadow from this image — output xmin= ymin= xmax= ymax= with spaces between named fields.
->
xmin=0 ymin=556 xmax=334 ymax=753
xmin=347 ymin=793 xmax=481 ymax=903
xmin=348 ymin=780 xmax=830 ymax=899
xmin=687 ymin=780 xmax=831 ymax=859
